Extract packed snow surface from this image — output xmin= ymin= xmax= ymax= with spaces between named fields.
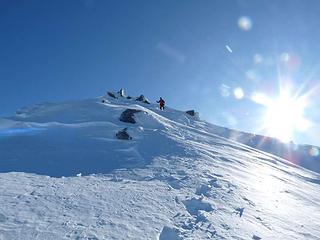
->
xmin=0 ymin=95 xmax=320 ymax=239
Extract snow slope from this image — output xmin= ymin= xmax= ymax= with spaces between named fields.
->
xmin=211 ymin=125 xmax=320 ymax=174
xmin=0 ymin=94 xmax=319 ymax=239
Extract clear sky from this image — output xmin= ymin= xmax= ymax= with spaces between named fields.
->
xmin=1 ymin=0 xmax=320 ymax=146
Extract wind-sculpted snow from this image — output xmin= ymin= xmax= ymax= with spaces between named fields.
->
xmin=0 ymin=95 xmax=320 ymax=239
xmin=197 ymin=122 xmax=320 ymax=174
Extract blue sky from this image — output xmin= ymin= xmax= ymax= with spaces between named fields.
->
xmin=1 ymin=0 xmax=320 ymax=146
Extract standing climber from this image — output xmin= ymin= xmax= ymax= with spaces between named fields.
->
xmin=157 ymin=97 xmax=165 ymax=110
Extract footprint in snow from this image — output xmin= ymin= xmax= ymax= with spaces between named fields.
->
xmin=176 ymin=170 xmax=187 ymax=176
xmin=0 ymin=213 xmax=7 ymax=223
xmin=252 ymin=235 xmax=262 ymax=240
xmin=168 ymin=178 xmax=182 ymax=190
xmin=167 ymin=175 xmax=190 ymax=190
xmin=209 ymin=178 xmax=222 ymax=188
xmin=235 ymin=207 xmax=245 ymax=217
xmin=159 ymin=226 xmax=181 ymax=240
xmin=195 ymin=178 xmax=223 ymax=197
xmin=195 ymin=184 xmax=212 ymax=197
xmin=220 ymin=223 xmax=230 ymax=230
xmin=183 ymin=197 xmax=214 ymax=216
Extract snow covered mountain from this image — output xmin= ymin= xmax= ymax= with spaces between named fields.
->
xmin=0 ymin=93 xmax=319 ymax=239
xmin=212 ymin=126 xmax=320 ymax=175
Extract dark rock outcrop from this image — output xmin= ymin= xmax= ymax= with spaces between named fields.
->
xmin=119 ymin=109 xmax=142 ymax=124
xmin=116 ymin=128 xmax=132 ymax=140
xmin=136 ymin=95 xmax=150 ymax=104
xmin=107 ymin=92 xmax=117 ymax=99
xmin=186 ymin=110 xmax=196 ymax=116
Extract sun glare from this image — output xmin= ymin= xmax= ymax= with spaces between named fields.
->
xmin=252 ymin=92 xmax=310 ymax=142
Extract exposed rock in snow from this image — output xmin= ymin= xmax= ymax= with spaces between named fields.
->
xmin=107 ymin=91 xmax=117 ymax=99
xmin=185 ymin=110 xmax=196 ymax=116
xmin=116 ymin=127 xmax=132 ymax=140
xmin=119 ymin=109 xmax=142 ymax=124
xmin=136 ymin=94 xmax=150 ymax=104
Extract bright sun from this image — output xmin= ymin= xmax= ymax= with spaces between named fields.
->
xmin=252 ymin=92 xmax=310 ymax=142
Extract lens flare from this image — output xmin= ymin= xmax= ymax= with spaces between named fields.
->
xmin=252 ymin=90 xmax=310 ymax=142
xmin=225 ymin=45 xmax=233 ymax=53
xmin=309 ymin=147 xmax=319 ymax=157
xmin=251 ymin=92 xmax=272 ymax=106
xmin=233 ymin=87 xmax=244 ymax=99
xmin=238 ymin=16 xmax=252 ymax=31
xmin=219 ymin=84 xmax=231 ymax=97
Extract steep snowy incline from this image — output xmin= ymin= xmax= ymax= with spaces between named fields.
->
xmin=0 ymin=95 xmax=320 ymax=239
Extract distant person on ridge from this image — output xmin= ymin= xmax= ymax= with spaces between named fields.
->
xmin=157 ymin=97 xmax=165 ymax=110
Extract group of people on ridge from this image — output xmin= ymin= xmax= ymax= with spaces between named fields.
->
xmin=117 ymin=88 xmax=165 ymax=110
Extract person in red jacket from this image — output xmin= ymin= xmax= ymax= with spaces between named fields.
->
xmin=157 ymin=97 xmax=165 ymax=110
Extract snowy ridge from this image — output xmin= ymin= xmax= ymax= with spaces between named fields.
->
xmin=0 ymin=94 xmax=320 ymax=239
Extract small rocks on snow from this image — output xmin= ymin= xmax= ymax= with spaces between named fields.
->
xmin=107 ymin=91 xmax=117 ymax=99
xmin=135 ymin=95 xmax=150 ymax=104
xmin=116 ymin=128 xmax=132 ymax=140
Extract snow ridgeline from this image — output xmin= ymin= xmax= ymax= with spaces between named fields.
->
xmin=0 ymin=94 xmax=319 ymax=239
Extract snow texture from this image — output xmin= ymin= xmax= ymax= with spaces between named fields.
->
xmin=0 ymin=94 xmax=320 ymax=239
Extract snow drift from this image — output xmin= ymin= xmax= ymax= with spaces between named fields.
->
xmin=0 ymin=93 xmax=319 ymax=239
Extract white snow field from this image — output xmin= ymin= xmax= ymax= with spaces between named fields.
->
xmin=0 ymin=94 xmax=320 ymax=239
